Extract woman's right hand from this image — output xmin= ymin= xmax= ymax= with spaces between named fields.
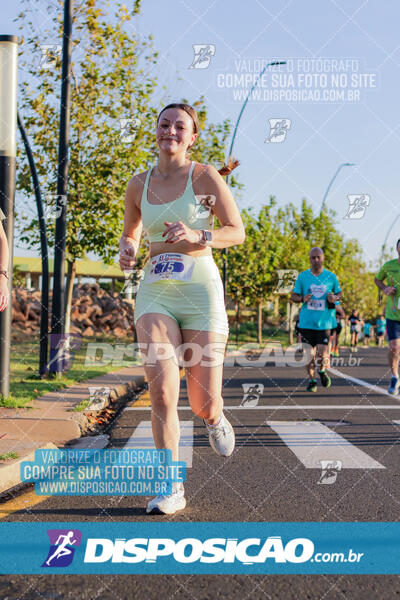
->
xmin=384 ymin=286 xmax=396 ymax=296
xmin=119 ymin=237 xmax=137 ymax=272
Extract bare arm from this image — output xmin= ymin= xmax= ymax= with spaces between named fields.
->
xmin=201 ymin=165 xmax=245 ymax=248
xmin=327 ymin=291 xmax=343 ymax=303
xmin=290 ymin=292 xmax=303 ymax=303
xmin=119 ymin=175 xmax=143 ymax=271
xmin=0 ymin=221 xmax=9 ymax=311
xmin=374 ymin=276 xmax=395 ymax=295
xmin=163 ymin=164 xmax=245 ymax=248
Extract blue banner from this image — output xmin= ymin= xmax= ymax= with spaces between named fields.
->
xmin=0 ymin=522 xmax=399 ymax=574
xmin=19 ymin=449 xmax=186 ymax=496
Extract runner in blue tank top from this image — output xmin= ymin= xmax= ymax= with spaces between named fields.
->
xmin=291 ymin=247 xmax=342 ymax=392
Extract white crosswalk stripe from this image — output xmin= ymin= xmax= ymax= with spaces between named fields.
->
xmin=266 ymin=421 xmax=385 ymax=469
xmin=124 ymin=420 xmax=194 ymax=467
xmin=123 ymin=415 xmax=390 ymax=470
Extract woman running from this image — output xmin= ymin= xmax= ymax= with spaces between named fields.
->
xmin=331 ymin=304 xmax=345 ymax=357
xmin=348 ymin=309 xmax=361 ymax=353
xmin=119 ymin=103 xmax=245 ymax=515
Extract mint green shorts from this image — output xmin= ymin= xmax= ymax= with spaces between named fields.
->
xmin=134 ymin=254 xmax=229 ymax=336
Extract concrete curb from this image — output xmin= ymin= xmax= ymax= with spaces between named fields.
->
xmin=0 ymin=370 xmax=146 ymax=496
xmin=0 ymin=442 xmax=58 ymax=496
xmin=71 ymin=375 xmax=146 ymax=433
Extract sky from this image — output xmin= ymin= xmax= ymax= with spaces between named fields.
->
xmin=2 ymin=0 xmax=400 ymax=268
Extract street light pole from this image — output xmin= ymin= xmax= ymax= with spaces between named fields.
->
xmin=0 ymin=35 xmax=18 ymax=398
xmin=381 ymin=214 xmax=400 ymax=258
xmin=223 ymin=60 xmax=287 ymax=296
xmin=17 ymin=112 xmax=50 ymax=377
xmin=320 ymin=162 xmax=355 ymax=214
xmin=50 ymin=0 xmax=73 ymax=376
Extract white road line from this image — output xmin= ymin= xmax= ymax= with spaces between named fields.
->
xmin=328 ymin=367 xmax=398 ymax=399
xmin=266 ymin=420 xmax=385 ymax=469
xmin=125 ymin=405 xmax=400 ymax=411
xmin=123 ymin=420 xmax=193 ymax=467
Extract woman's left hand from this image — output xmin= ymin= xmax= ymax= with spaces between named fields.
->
xmin=162 ymin=221 xmax=201 ymax=245
xmin=0 ymin=278 xmax=9 ymax=312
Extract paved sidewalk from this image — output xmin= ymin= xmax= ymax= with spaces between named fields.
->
xmin=0 ymin=366 xmax=145 ymax=494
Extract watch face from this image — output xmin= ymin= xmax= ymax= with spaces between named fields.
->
xmin=204 ymin=230 xmax=212 ymax=242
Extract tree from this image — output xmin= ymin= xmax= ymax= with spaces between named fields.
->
xmin=15 ymin=1 xmax=240 ymax=344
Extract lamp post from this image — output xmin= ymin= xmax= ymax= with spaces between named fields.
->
xmin=17 ymin=112 xmax=50 ymax=377
xmin=381 ymin=214 xmax=400 ymax=259
xmin=50 ymin=0 xmax=73 ymax=376
xmin=223 ymin=60 xmax=287 ymax=295
xmin=0 ymin=35 xmax=18 ymax=398
xmin=320 ymin=162 xmax=355 ymax=214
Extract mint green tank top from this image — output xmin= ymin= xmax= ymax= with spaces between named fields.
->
xmin=140 ymin=161 xmax=214 ymax=242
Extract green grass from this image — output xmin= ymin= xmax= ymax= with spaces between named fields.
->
xmin=2 ymin=334 xmax=135 ymax=409
xmin=0 ymin=451 xmax=19 ymax=461
xmin=228 ymin=321 xmax=290 ymax=346
xmin=72 ymin=398 xmax=92 ymax=412
xmin=3 ymin=322 xmax=310 ymax=410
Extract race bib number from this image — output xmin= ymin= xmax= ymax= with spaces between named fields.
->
xmin=145 ymin=253 xmax=195 ymax=283
xmin=307 ymin=299 xmax=325 ymax=311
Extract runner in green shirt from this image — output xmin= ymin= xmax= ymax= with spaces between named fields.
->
xmin=374 ymin=238 xmax=400 ymax=394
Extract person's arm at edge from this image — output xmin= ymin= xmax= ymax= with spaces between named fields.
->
xmin=119 ymin=175 xmax=143 ymax=271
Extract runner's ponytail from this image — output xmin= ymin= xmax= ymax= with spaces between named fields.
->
xmin=218 ymin=156 xmax=240 ymax=177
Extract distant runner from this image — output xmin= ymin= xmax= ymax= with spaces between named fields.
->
xmin=375 ymin=314 xmax=386 ymax=347
xmin=348 ymin=310 xmax=362 ymax=353
xmin=374 ymin=239 xmax=400 ymax=394
xmin=363 ymin=321 xmax=373 ymax=347
xmin=331 ymin=303 xmax=345 ymax=357
xmin=291 ymin=247 xmax=342 ymax=392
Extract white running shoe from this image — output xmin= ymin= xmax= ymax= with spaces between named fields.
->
xmin=146 ymin=482 xmax=186 ymax=515
xmin=204 ymin=413 xmax=235 ymax=457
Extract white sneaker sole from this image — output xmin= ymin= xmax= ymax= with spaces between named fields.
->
xmin=146 ymin=497 xmax=186 ymax=515
xmin=208 ymin=420 xmax=235 ymax=457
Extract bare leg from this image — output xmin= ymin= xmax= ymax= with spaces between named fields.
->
xmin=136 ymin=313 xmax=182 ymax=462
xmin=181 ymin=329 xmax=227 ymax=424
xmin=389 ymin=339 xmax=400 ymax=378
xmin=307 ymin=347 xmax=317 ymax=379
xmin=316 ymin=343 xmax=330 ymax=371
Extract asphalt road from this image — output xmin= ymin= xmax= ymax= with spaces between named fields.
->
xmin=2 ymin=346 xmax=400 ymax=599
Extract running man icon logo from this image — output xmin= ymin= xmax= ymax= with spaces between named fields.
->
xmin=121 ymin=269 xmax=145 ymax=295
xmin=189 ymin=44 xmax=216 ymax=69
xmin=46 ymin=333 xmax=82 ymax=374
xmin=193 ymin=195 xmax=216 ymax=219
xmin=120 ymin=118 xmax=141 ymax=143
xmin=344 ymin=194 xmax=370 ymax=219
xmin=265 ymin=119 xmax=291 ymax=143
xmin=42 ymin=529 xmax=82 ymax=567
xmin=240 ymin=383 xmax=264 ymax=407
xmin=39 ymin=44 xmax=62 ymax=69
xmin=317 ymin=460 xmax=342 ymax=485
xmin=44 ymin=194 xmax=67 ymax=220
xmin=275 ymin=270 xmax=298 ymax=294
